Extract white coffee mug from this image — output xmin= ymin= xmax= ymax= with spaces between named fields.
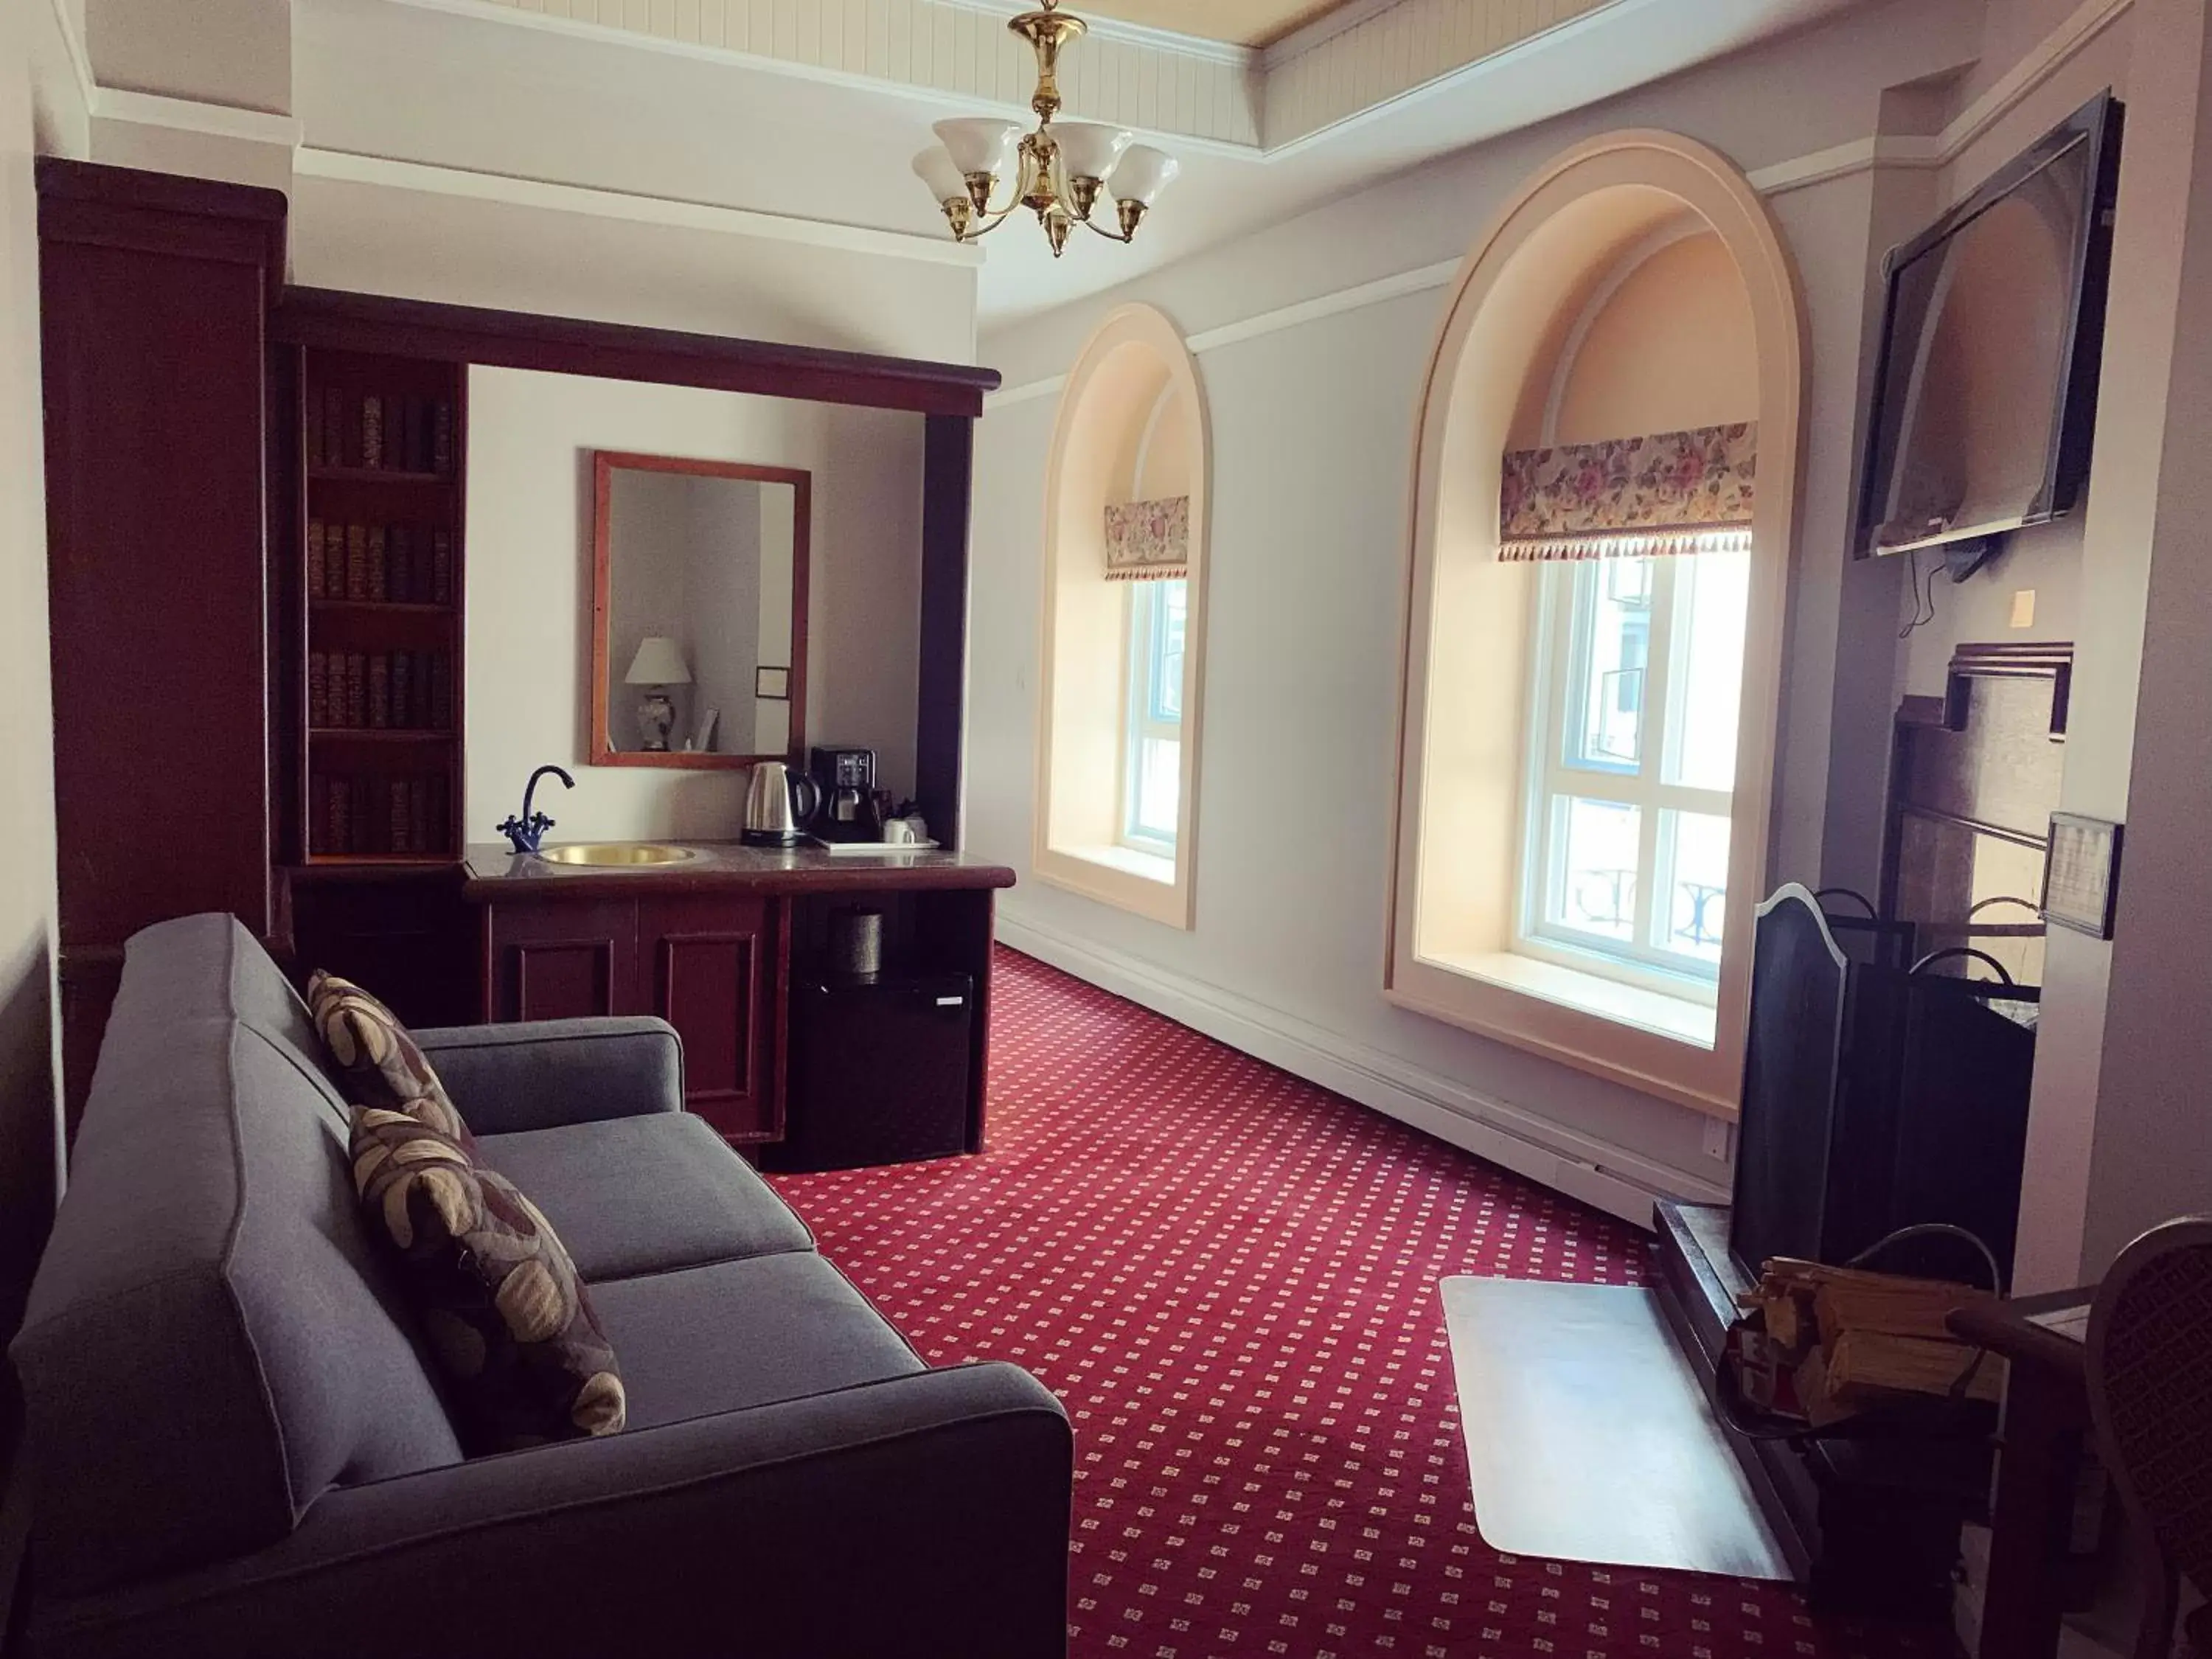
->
xmin=883 ymin=818 xmax=920 ymax=845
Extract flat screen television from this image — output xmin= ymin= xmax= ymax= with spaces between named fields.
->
xmin=1856 ymin=91 xmax=2123 ymax=561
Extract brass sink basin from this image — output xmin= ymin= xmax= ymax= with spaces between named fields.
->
xmin=535 ymin=842 xmax=698 ymax=868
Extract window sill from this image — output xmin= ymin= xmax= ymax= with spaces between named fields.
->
xmin=1060 ymin=844 xmax=1176 ymax=886
xmin=1427 ymin=948 xmax=1717 ymax=1050
xmin=1032 ymin=840 xmax=1192 ymax=930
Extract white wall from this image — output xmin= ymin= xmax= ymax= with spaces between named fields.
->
xmin=465 ymin=369 xmax=924 ymax=842
xmin=961 ymin=0 xmax=2129 ymax=1214
xmin=0 ymin=0 xmax=87 ymax=1342
xmin=288 ymin=170 xmax=977 ymax=366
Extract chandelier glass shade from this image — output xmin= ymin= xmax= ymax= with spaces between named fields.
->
xmin=910 ymin=1 xmax=1180 ymax=258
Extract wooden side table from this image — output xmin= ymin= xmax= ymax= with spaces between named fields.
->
xmin=1949 ymin=1290 xmax=2096 ymax=1659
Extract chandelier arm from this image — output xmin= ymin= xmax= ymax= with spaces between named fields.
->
xmin=963 ymin=205 xmax=1026 ymax=239
xmin=1078 ymin=215 xmax=1133 ymax=243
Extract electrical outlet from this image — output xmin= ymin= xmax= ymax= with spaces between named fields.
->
xmin=2010 ymin=588 xmax=2037 ymax=628
xmin=1702 ymin=1117 xmax=1733 ymax=1163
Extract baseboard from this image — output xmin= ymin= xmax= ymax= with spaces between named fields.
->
xmin=996 ymin=912 xmax=1731 ymax=1230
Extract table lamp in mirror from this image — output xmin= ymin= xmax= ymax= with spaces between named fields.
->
xmin=590 ymin=451 xmax=810 ymax=769
xmin=623 ymin=635 xmax=691 ymax=751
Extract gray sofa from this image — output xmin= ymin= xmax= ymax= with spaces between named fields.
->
xmin=9 ymin=914 xmax=1072 ymax=1658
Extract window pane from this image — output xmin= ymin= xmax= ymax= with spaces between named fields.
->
xmin=1152 ymin=580 xmax=1186 ymax=723
xmin=1664 ymin=811 xmax=1732 ymax=961
xmin=1668 ymin=549 xmax=1750 ymax=792
xmin=1554 ymin=796 xmax=1641 ymax=941
xmin=1568 ymin=557 xmax=1652 ymax=769
xmin=1132 ymin=737 xmax=1180 ymax=841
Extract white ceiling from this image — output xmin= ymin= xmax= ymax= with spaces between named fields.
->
xmin=297 ymin=0 xmax=1867 ymax=327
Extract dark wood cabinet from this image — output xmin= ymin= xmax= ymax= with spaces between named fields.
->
xmin=487 ymin=900 xmax=639 ymax=1025
xmin=639 ymin=898 xmax=785 ymax=1142
xmin=283 ymin=868 xmax=479 ymax=1029
xmin=484 ymin=894 xmax=784 ymax=1142
xmin=471 ymin=848 xmax=1011 ymax=1152
xmin=37 ymin=161 xmax=287 ymax=1125
xmin=32 ymin=159 xmax=1001 ymax=1145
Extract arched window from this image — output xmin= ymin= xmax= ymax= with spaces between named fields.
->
xmin=1034 ymin=305 xmax=1210 ymax=929
xmin=1386 ymin=133 xmax=1806 ymax=1117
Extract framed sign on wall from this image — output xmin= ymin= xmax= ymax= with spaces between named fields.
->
xmin=2041 ymin=813 xmax=2124 ymax=939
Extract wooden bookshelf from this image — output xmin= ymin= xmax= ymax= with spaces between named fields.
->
xmin=294 ymin=347 xmax=467 ymax=863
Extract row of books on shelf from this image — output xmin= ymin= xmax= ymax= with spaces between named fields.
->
xmin=312 ymin=773 xmax=453 ymax=859
xmin=307 ymin=389 xmax=455 ymax=476
xmin=310 ymin=650 xmax=455 ymax=732
xmin=307 ymin=521 xmax=455 ymax=606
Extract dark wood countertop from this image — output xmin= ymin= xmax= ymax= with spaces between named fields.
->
xmin=459 ymin=841 xmax=1017 ymax=902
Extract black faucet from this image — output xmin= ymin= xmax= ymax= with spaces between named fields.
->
xmin=498 ymin=765 xmax=574 ymax=855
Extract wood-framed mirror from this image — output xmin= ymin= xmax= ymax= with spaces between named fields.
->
xmin=589 ymin=451 xmax=811 ymax=769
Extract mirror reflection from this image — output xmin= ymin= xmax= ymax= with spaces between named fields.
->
xmin=592 ymin=453 xmax=808 ymax=768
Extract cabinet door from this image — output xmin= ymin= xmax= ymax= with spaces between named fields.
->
xmin=638 ymin=898 xmax=784 ymax=1144
xmin=487 ymin=901 xmax=639 ymax=1025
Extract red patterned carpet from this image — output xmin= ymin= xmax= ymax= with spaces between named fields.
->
xmin=767 ymin=948 xmax=1952 ymax=1659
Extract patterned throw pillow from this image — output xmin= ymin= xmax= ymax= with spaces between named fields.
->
xmin=349 ymin=1102 xmax=626 ymax=1452
xmin=309 ymin=971 xmax=474 ymax=1152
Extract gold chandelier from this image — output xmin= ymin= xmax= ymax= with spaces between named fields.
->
xmin=911 ymin=0 xmax=1180 ymax=258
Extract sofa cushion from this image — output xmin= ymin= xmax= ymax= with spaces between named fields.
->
xmin=591 ymin=1254 xmax=924 ymax=1430
xmin=476 ymin=1113 xmax=814 ymax=1282
xmin=310 ymin=971 xmax=473 ymax=1150
xmin=10 ymin=917 xmax=464 ymax=1600
xmin=352 ymin=1105 xmax=627 ymax=1452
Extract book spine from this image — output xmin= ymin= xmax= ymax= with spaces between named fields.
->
xmin=307 ymin=652 xmax=328 ymax=729
xmin=304 ymin=383 xmax=326 ymax=468
xmin=347 ymin=653 xmax=367 ymax=728
xmin=428 ymin=772 xmax=450 ymax=855
xmin=431 ymin=530 xmax=453 ymax=605
xmin=408 ymin=777 xmax=428 ymax=855
xmin=391 ymin=652 xmax=413 ymax=729
xmin=389 ymin=782 xmax=408 ymax=854
xmin=345 ymin=524 xmax=368 ymax=602
xmin=367 ymin=526 xmax=387 ymax=602
xmin=305 ymin=521 xmax=326 ymax=600
xmin=432 ymin=400 xmax=453 ymax=476
xmin=361 ymin=394 xmax=384 ymax=469
xmin=388 ymin=526 xmax=413 ymax=605
xmin=429 ymin=654 xmax=453 ymax=733
xmin=369 ymin=655 xmax=391 ymax=729
xmin=332 ymin=776 xmax=353 ymax=855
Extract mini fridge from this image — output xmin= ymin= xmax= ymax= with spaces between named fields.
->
xmin=765 ymin=973 xmax=974 ymax=1172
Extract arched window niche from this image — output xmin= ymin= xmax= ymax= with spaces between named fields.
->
xmin=1385 ymin=131 xmax=1806 ymax=1118
xmin=1034 ymin=304 xmax=1210 ymax=929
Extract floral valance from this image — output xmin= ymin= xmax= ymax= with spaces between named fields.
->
xmin=1104 ymin=495 xmax=1190 ymax=582
xmin=1499 ymin=422 xmax=1756 ymax=562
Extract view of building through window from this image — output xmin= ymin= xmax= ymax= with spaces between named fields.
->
xmin=1523 ymin=543 xmax=1750 ymax=990
xmin=1123 ymin=578 xmax=1187 ymax=852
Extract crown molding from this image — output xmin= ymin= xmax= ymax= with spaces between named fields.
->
xmin=90 ymin=87 xmax=302 ymax=147
xmin=294 ymin=146 xmax=987 ymax=266
xmin=1745 ymin=0 xmax=2132 ymax=199
xmin=1937 ymin=0 xmax=2130 ymax=163
xmin=942 ymin=0 xmax=1258 ymax=69
xmin=44 ymin=0 xmax=97 ymax=110
xmin=411 ymin=0 xmax=1264 ymax=148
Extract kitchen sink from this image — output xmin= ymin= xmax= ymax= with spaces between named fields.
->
xmin=535 ymin=842 xmax=698 ymax=867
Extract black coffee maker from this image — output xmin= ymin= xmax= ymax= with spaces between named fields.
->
xmin=808 ymin=745 xmax=883 ymax=843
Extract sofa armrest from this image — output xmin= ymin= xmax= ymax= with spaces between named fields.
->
xmin=411 ymin=1018 xmax=684 ymax=1134
xmin=29 ymin=1363 xmax=1074 ymax=1659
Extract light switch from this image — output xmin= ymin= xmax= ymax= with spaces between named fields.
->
xmin=2010 ymin=588 xmax=2037 ymax=628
